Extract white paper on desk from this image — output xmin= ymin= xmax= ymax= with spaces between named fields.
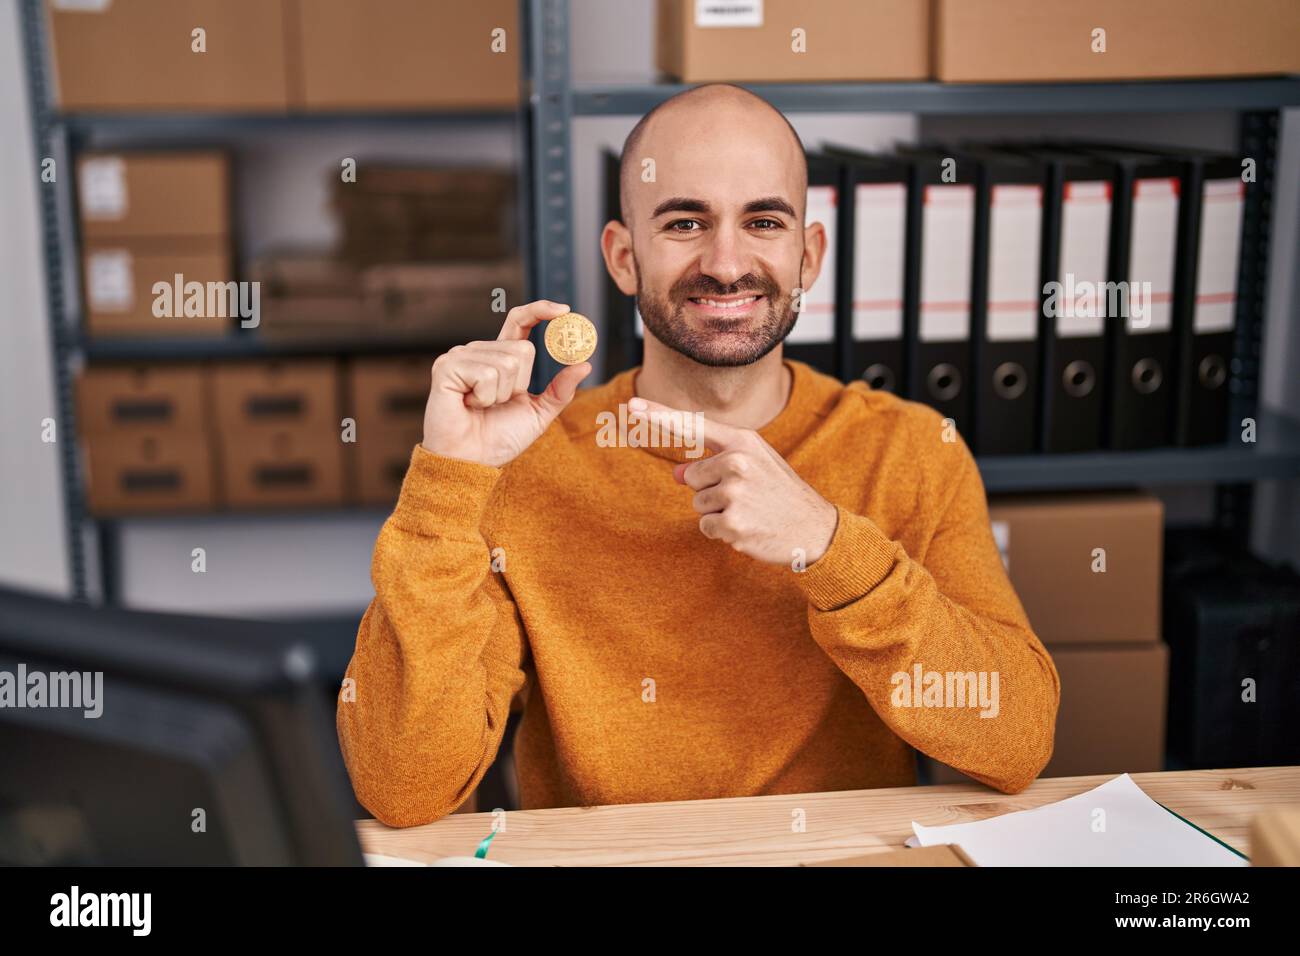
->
xmin=363 ymin=852 xmax=512 ymax=867
xmin=912 ymin=774 xmax=1247 ymax=866
xmin=364 ymin=853 xmax=427 ymax=866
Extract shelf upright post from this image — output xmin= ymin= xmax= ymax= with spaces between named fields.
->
xmin=522 ymin=0 xmax=573 ymax=390
xmin=1216 ymin=110 xmax=1280 ymax=544
xmin=19 ymin=0 xmax=90 ymax=600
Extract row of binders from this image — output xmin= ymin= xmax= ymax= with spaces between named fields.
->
xmin=603 ymin=141 xmax=1250 ymax=454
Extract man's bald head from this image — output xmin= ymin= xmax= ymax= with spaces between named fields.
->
xmin=618 ymin=83 xmax=807 ymax=226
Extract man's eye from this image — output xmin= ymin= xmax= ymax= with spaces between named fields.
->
xmin=750 ymin=218 xmax=782 ymax=230
xmin=667 ymin=219 xmax=702 ymax=232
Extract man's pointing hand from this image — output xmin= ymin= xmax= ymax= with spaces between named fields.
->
xmin=628 ymin=396 xmax=839 ymax=566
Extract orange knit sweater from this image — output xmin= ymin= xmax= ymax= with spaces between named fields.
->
xmin=337 ymin=359 xmax=1060 ymax=827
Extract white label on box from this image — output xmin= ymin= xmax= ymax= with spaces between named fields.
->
xmin=79 ymin=156 xmax=128 ymax=221
xmin=1127 ymin=177 xmax=1179 ymax=334
xmin=919 ymin=184 xmax=974 ymax=343
xmin=788 ymin=184 xmax=835 ymax=344
xmin=694 ymin=0 xmax=763 ymax=27
xmin=87 ymin=249 xmax=134 ymax=313
xmin=1193 ymin=178 xmax=1244 ymax=335
xmin=987 ymin=184 xmax=1042 ymax=342
xmin=1057 ymin=180 xmax=1111 ymax=338
xmin=852 ymin=183 xmax=905 ymax=342
xmin=53 ymin=0 xmax=112 ymax=10
xmin=991 ymin=519 xmax=1010 ymax=572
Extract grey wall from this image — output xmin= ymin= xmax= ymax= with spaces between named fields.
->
xmin=0 ymin=0 xmax=70 ymax=597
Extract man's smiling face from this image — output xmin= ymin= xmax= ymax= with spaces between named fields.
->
xmin=606 ymin=85 xmax=822 ymax=368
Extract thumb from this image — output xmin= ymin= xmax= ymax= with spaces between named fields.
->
xmin=534 ymin=362 xmax=592 ymax=422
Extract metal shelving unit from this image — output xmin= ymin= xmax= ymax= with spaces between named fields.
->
xmin=20 ymin=0 xmax=535 ymax=607
xmin=572 ymin=76 xmax=1300 ymax=116
xmin=22 ymin=0 xmax=1300 ymax=610
xmin=66 ymin=330 xmax=466 ymax=362
xmin=521 ymin=0 xmax=1300 ymax=535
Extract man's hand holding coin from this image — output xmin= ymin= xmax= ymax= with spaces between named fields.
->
xmin=422 ymin=300 xmax=594 ymax=468
xmin=628 ymin=396 xmax=840 ymax=566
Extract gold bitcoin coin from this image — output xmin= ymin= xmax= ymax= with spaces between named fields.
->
xmin=544 ymin=311 xmax=597 ymax=365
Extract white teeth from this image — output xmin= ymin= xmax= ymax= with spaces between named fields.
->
xmin=696 ymin=296 xmax=758 ymax=309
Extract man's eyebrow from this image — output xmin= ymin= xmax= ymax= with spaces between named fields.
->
xmin=650 ymin=196 xmax=800 ymax=219
xmin=651 ymin=197 xmax=711 ymax=218
xmin=743 ymin=197 xmax=798 ymax=218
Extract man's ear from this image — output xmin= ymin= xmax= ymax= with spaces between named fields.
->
xmin=600 ymin=219 xmax=639 ymax=296
xmin=799 ymin=220 xmax=827 ymax=296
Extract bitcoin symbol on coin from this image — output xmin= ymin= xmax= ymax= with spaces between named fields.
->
xmin=544 ymin=312 xmax=597 ymax=365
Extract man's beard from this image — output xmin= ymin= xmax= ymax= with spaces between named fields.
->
xmin=634 ymin=253 xmax=799 ymax=368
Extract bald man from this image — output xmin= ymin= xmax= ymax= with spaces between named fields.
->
xmin=338 ymin=84 xmax=1060 ymax=828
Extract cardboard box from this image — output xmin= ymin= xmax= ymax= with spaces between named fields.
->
xmin=657 ymin=0 xmax=929 ymax=83
xmin=802 ymin=844 xmax=976 ymax=867
xmin=343 ymin=357 xmax=428 ymax=506
xmin=218 ymin=427 xmax=344 ymax=509
xmin=361 ymin=260 xmax=525 ymax=340
xmin=77 ymin=153 xmax=230 ymax=242
xmin=346 ymin=357 xmax=430 ymax=429
xmin=83 ymin=431 xmax=216 ymax=515
xmin=211 ymin=360 xmax=339 ymax=434
xmin=1250 ymin=809 xmax=1300 ymax=867
xmin=927 ymin=642 xmax=1169 ymax=784
xmin=295 ymin=0 xmax=519 ymax=111
xmin=82 ymin=241 xmax=234 ymax=337
xmin=333 ymin=166 xmax=517 ymax=265
xmin=933 ymin=0 xmax=1300 ymax=83
xmin=46 ymin=0 xmax=292 ymax=111
xmin=250 ymin=251 xmax=376 ymax=333
xmin=76 ymin=364 xmax=209 ymax=434
xmin=988 ymin=493 xmax=1163 ymax=646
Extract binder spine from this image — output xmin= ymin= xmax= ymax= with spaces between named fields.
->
xmin=973 ymin=166 xmax=1043 ymax=456
xmin=910 ymin=165 xmax=976 ymax=434
xmin=1176 ymin=159 xmax=1244 ymax=446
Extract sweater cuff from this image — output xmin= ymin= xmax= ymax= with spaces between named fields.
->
xmin=795 ymin=506 xmax=900 ymax=611
xmin=390 ymin=443 xmax=503 ymax=537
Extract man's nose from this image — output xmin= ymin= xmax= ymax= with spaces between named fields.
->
xmin=696 ymin=224 xmax=750 ymax=288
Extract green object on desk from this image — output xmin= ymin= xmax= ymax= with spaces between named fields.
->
xmin=1158 ymin=801 xmax=1249 ymax=861
xmin=474 ymin=828 xmax=499 ymax=859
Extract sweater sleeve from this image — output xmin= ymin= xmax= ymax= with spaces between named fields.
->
xmin=337 ymin=444 xmax=529 ymax=827
xmin=793 ymin=435 xmax=1060 ymax=794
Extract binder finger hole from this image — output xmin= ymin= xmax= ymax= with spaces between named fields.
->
xmin=993 ymin=362 xmax=1028 ymax=401
xmin=1062 ymin=360 xmax=1095 ymax=399
xmin=926 ymin=364 xmax=962 ymax=403
xmin=1131 ymin=358 xmax=1163 ymax=395
xmin=863 ymin=363 xmax=895 ymax=393
xmin=1198 ymin=354 xmax=1227 ymax=390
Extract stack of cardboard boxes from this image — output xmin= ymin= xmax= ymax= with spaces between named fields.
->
xmin=253 ymin=166 xmax=524 ymax=344
xmin=77 ymin=152 xmax=233 ymax=338
xmin=338 ymin=168 xmax=522 ymax=342
xmin=76 ymin=365 xmax=217 ymax=514
xmin=212 ymin=361 xmax=345 ymax=509
xmin=925 ymin=492 xmax=1170 ymax=783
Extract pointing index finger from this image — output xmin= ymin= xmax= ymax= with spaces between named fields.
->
xmin=626 ymin=396 xmax=745 ymax=454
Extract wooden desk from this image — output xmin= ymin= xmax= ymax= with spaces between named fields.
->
xmin=356 ymin=766 xmax=1300 ymax=866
